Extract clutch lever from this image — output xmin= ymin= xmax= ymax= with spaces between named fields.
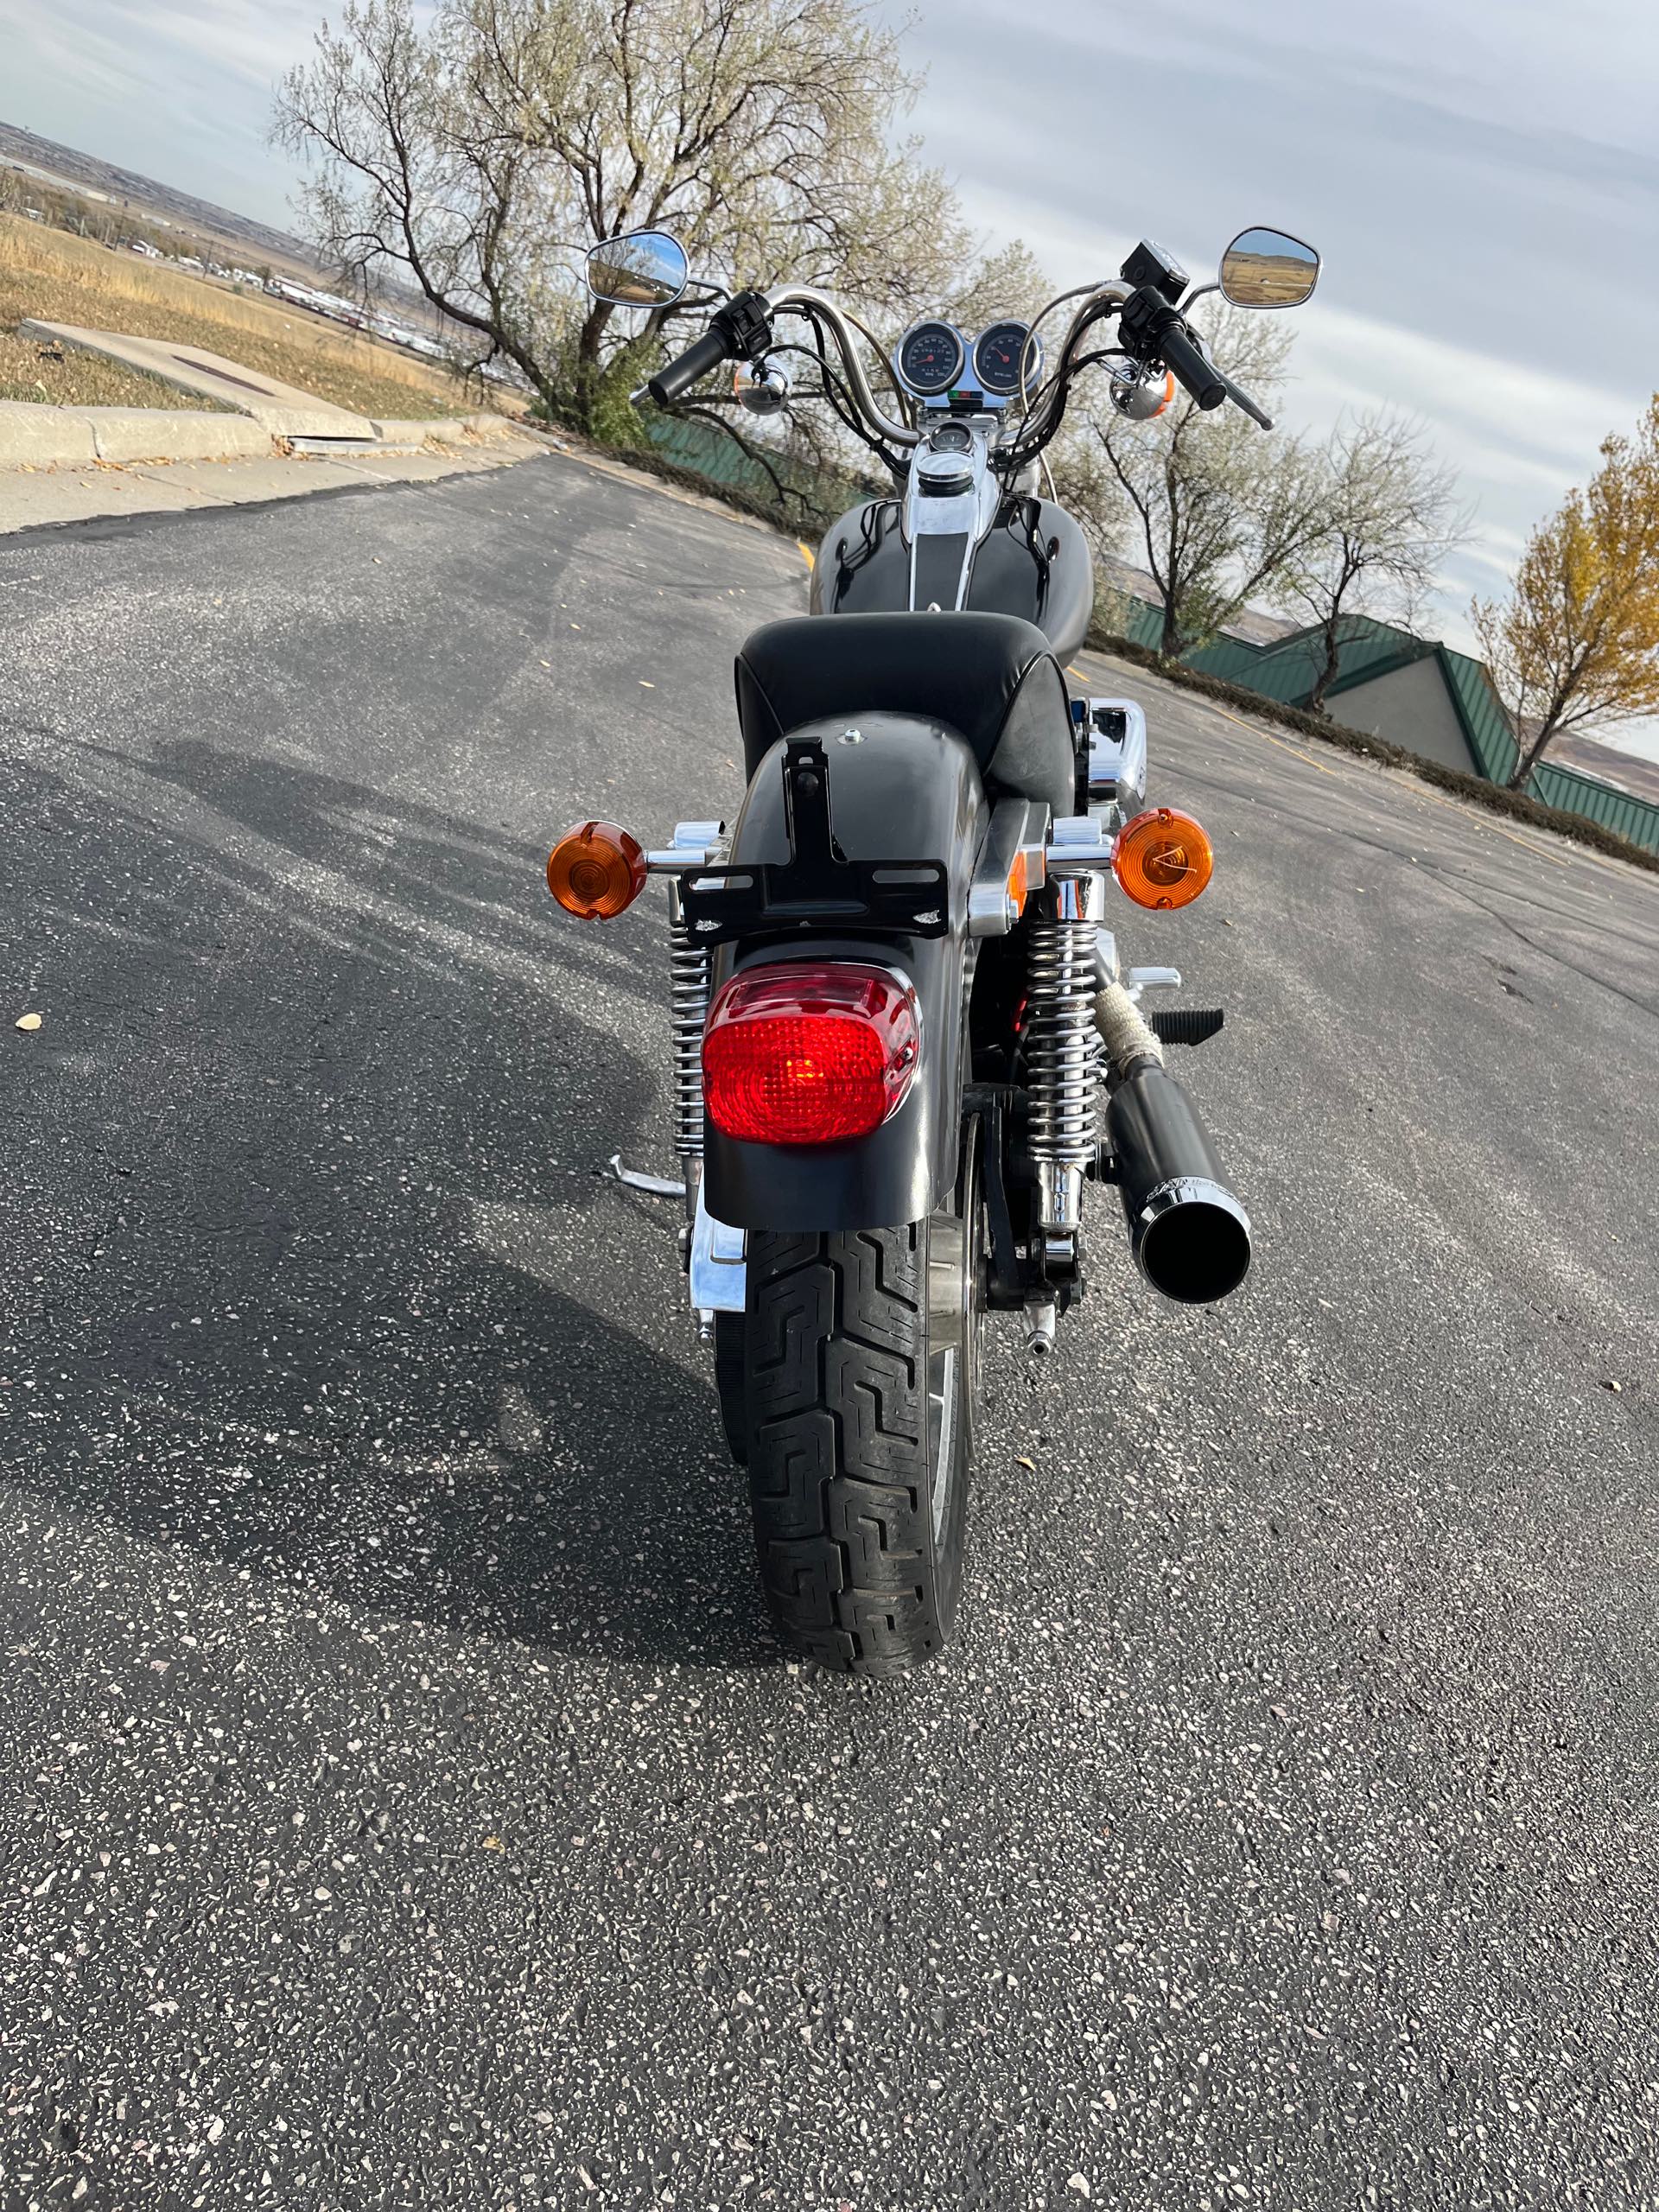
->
xmin=1220 ymin=372 xmax=1274 ymax=430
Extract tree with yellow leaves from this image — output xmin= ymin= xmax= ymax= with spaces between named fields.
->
xmin=1473 ymin=397 xmax=1659 ymax=791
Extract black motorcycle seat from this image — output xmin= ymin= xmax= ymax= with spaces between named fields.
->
xmin=734 ymin=611 xmax=1077 ymax=813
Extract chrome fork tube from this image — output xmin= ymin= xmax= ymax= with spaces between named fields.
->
xmin=1027 ymin=873 xmax=1108 ymax=1235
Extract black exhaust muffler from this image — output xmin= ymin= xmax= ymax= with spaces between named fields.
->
xmin=1105 ymin=1061 xmax=1252 ymax=1304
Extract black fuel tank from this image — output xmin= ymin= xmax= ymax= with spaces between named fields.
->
xmin=810 ymin=495 xmax=1095 ymax=663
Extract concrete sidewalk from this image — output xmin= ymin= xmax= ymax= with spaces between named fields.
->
xmin=0 ymin=418 xmax=555 ymax=532
xmin=0 ymin=396 xmax=540 ymax=469
xmin=21 ymin=321 xmax=378 ymax=440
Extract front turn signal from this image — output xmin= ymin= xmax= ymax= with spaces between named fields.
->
xmin=546 ymin=819 xmax=647 ymax=919
xmin=1112 ymin=807 xmax=1214 ymax=911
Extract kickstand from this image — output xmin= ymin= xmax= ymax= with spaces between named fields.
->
xmin=604 ymin=1154 xmax=687 ymax=1199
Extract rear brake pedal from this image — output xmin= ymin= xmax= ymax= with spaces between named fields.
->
xmin=1149 ymin=1007 xmax=1224 ymax=1047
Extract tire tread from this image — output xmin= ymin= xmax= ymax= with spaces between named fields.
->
xmin=745 ymin=1224 xmax=954 ymax=1674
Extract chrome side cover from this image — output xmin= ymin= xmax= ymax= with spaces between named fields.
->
xmin=1085 ymin=698 xmax=1147 ymax=826
xmin=968 ymin=797 xmax=1051 ymax=936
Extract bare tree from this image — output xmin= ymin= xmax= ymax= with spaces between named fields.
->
xmin=274 ymin=0 xmax=968 ymax=431
xmin=1473 ymin=396 xmax=1659 ymax=789
xmin=1280 ymin=411 xmax=1468 ymax=711
xmin=944 ymin=239 xmax=1056 ymax=333
xmin=1079 ymin=304 xmax=1324 ymax=658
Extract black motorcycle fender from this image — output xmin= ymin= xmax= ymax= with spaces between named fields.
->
xmin=701 ymin=714 xmax=988 ymax=1232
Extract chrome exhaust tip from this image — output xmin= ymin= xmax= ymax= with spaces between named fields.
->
xmin=1128 ymin=1173 xmax=1252 ymax=1305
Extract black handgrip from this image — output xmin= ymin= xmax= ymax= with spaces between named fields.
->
xmin=1157 ymin=320 xmax=1227 ymax=411
xmin=646 ymin=326 xmax=729 ymax=406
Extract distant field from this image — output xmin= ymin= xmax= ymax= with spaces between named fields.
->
xmin=0 ymin=216 xmax=480 ymax=419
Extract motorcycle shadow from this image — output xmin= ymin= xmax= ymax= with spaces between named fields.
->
xmin=18 ymin=1132 xmax=779 ymax=1675
xmin=4 ymin=741 xmax=780 ymax=1674
xmin=438 ymin=1181 xmax=783 ymax=1670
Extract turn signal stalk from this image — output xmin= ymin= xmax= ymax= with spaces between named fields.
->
xmin=547 ymin=819 xmax=647 ymax=919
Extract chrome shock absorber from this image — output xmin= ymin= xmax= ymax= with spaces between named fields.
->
xmin=666 ymin=880 xmax=709 ymax=1169
xmin=652 ymin=820 xmax=724 ymax=1256
xmin=1027 ymin=872 xmax=1109 ymax=1239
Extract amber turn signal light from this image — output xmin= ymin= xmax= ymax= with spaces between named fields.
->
xmin=546 ymin=819 xmax=647 ymax=919
xmin=1112 ymin=807 xmax=1214 ymax=911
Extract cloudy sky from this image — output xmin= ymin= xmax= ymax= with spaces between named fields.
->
xmin=3 ymin=0 xmax=1656 ymax=742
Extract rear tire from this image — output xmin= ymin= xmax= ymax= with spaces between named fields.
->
xmin=741 ymin=1155 xmax=980 ymax=1675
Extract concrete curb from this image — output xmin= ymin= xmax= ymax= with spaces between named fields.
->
xmin=0 ymin=427 xmax=549 ymax=536
xmin=86 ymin=409 xmax=272 ymax=464
xmin=0 ymin=400 xmax=530 ymax=472
xmin=0 ymin=401 xmax=99 ymax=465
xmin=368 ymin=416 xmax=451 ymax=451
xmin=0 ymin=398 xmax=270 ymax=467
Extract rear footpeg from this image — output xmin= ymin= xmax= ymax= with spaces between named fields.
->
xmin=1148 ymin=1007 xmax=1224 ymax=1048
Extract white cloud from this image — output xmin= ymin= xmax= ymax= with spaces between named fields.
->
xmin=104 ymin=0 xmax=319 ymax=88
xmin=3 ymin=0 xmax=1656 ymax=660
xmin=942 ymin=170 xmax=1649 ymax=636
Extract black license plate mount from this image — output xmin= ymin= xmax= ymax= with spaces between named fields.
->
xmin=677 ymin=737 xmax=949 ymax=946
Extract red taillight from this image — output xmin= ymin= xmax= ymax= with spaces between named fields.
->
xmin=702 ymin=963 xmax=920 ymax=1146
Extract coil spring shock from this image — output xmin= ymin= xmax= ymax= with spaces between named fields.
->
xmin=667 ymin=884 xmax=709 ymax=1161
xmin=1027 ymin=879 xmax=1104 ymax=1232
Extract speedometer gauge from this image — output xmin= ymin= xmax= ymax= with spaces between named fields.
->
xmin=894 ymin=319 xmax=965 ymax=398
xmin=973 ymin=320 xmax=1041 ymax=400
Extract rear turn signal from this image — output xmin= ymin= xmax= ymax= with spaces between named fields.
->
xmin=1112 ymin=807 xmax=1214 ymax=911
xmin=546 ymin=820 xmax=646 ymax=919
xmin=702 ymin=963 xmax=919 ymax=1146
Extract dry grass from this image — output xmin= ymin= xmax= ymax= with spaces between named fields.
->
xmin=0 ymin=324 xmax=229 ymax=409
xmin=0 ymin=215 xmax=480 ymax=420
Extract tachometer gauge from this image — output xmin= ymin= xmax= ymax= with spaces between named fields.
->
xmin=894 ymin=319 xmax=966 ymax=398
xmin=972 ymin=320 xmax=1042 ymax=400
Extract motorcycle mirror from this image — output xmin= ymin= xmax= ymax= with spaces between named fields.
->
xmin=1217 ymin=228 xmax=1320 ymax=309
xmin=734 ymin=359 xmax=791 ymax=416
xmin=585 ymin=229 xmax=690 ymax=309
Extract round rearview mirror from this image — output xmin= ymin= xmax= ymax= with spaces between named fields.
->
xmin=585 ymin=230 xmax=689 ymax=309
xmin=1218 ymin=228 xmax=1320 ymax=309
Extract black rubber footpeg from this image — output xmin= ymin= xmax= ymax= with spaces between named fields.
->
xmin=1149 ymin=1007 xmax=1224 ymax=1047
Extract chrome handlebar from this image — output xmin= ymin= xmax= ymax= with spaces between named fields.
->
xmin=760 ymin=281 xmax=1138 ymax=455
xmin=760 ymin=285 xmax=920 ymax=447
xmin=650 ymin=274 xmax=1233 ymax=456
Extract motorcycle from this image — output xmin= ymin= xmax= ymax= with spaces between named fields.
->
xmin=545 ymin=224 xmax=1320 ymax=1674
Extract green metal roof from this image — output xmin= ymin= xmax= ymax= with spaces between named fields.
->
xmin=1433 ymin=646 xmax=1520 ymax=785
xmin=1185 ymin=614 xmax=1434 ymax=709
xmin=1135 ymin=609 xmax=1658 ymax=855
xmin=1185 ymin=617 xmax=1521 ymax=782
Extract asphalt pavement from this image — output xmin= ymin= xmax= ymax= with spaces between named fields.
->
xmin=3 ymin=453 xmax=1657 ymax=2212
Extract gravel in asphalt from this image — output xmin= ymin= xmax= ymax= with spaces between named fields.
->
xmin=2 ymin=453 xmax=1657 ymax=2211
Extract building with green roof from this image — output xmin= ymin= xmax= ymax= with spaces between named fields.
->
xmin=1108 ymin=607 xmax=1659 ymax=856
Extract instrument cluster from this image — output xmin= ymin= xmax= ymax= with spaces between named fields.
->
xmin=893 ymin=317 xmax=1044 ymax=404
